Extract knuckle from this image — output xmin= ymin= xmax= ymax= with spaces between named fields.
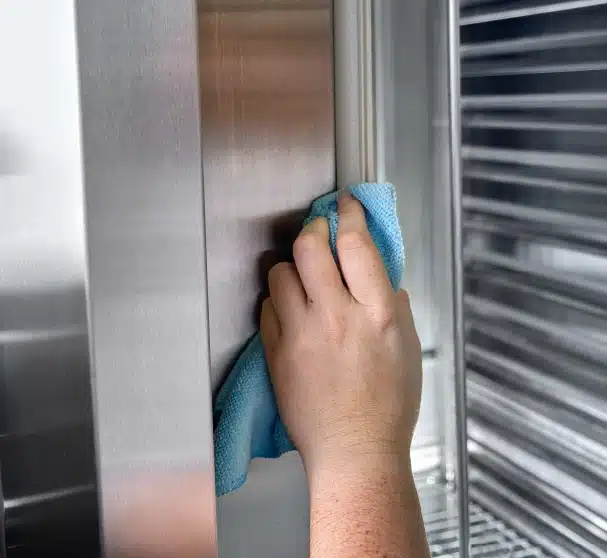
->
xmin=336 ymin=229 xmax=367 ymax=253
xmin=269 ymin=261 xmax=292 ymax=282
xmin=372 ymin=303 xmax=397 ymax=333
xmin=293 ymin=230 xmax=319 ymax=259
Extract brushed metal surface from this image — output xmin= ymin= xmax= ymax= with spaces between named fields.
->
xmin=447 ymin=1 xmax=470 ymax=555
xmin=76 ymin=1 xmax=216 ymax=556
xmin=198 ymin=2 xmax=334 ymax=557
xmin=199 ymin=0 xmax=335 ymax=391
xmin=0 ymin=3 xmax=98 ymax=554
xmin=373 ymin=0 xmax=436 ymax=351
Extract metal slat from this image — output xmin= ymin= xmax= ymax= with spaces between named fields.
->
xmin=466 ymin=317 xmax=607 ymax=388
xmin=466 ymin=269 xmax=607 ymax=323
xmin=461 ymin=0 xmax=607 ymax=26
xmin=462 ymin=60 xmax=607 ymax=77
xmin=464 ymin=216 xmax=607 ymax=251
xmin=465 ymin=294 xmax=607 ymax=363
xmin=466 ymin=343 xmax=607 ymax=424
xmin=462 ymin=93 xmax=607 ymax=110
xmin=468 ymin=420 xmax=607 ymax=519
xmin=470 ymin=474 xmax=604 ymax=558
xmin=463 ymin=195 xmax=607 ymax=230
xmin=462 ymin=146 xmax=607 ymax=174
xmin=470 ymin=442 xmax=607 ymax=539
xmin=465 ymin=248 xmax=607 ymax=299
xmin=461 ymin=29 xmax=607 ymax=59
xmin=463 ymin=165 xmax=607 ymax=196
xmin=424 ymin=496 xmax=546 ymax=558
xmin=463 ymin=115 xmax=607 ymax=135
xmin=468 ymin=373 xmax=607 ymax=480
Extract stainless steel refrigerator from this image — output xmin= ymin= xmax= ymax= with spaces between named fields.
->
xmin=1 ymin=1 xmax=605 ymax=556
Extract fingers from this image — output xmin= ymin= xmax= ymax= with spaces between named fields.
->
xmin=293 ymin=217 xmax=347 ymax=305
xmin=268 ymin=262 xmax=307 ymax=328
xmin=336 ymin=192 xmax=394 ymax=308
xmin=260 ymin=297 xmax=281 ymax=354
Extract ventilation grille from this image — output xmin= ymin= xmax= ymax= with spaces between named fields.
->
xmin=459 ymin=1 xmax=607 ymax=557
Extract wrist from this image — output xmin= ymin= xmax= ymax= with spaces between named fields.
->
xmin=306 ymin=449 xmax=414 ymax=499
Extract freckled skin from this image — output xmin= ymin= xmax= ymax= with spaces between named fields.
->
xmin=262 ymin=194 xmax=430 ymax=558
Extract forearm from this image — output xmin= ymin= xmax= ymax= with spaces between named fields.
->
xmin=308 ymin=457 xmax=430 ymax=558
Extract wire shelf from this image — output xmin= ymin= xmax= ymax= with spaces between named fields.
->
xmin=418 ymin=480 xmax=549 ymax=558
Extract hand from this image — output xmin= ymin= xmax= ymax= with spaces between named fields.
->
xmin=260 ymin=193 xmax=422 ymax=481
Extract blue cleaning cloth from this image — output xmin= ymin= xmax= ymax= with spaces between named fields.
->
xmin=213 ymin=183 xmax=405 ymax=497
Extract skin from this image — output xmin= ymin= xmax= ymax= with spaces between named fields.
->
xmin=261 ymin=192 xmax=430 ymax=558
xmin=110 ymin=192 xmax=428 ymax=557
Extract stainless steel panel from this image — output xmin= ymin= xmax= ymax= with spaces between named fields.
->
xmin=0 ymin=2 xmax=98 ymax=554
xmin=371 ymin=0 xmax=437 ymax=351
xmin=76 ymin=1 xmax=216 ymax=556
xmin=333 ymin=0 xmax=377 ymax=186
xmin=199 ymin=0 xmax=335 ymax=390
xmin=197 ymin=2 xmax=334 ymax=557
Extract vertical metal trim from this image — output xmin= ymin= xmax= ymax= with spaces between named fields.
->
xmin=76 ymin=1 xmax=217 ymax=555
xmin=334 ymin=0 xmax=377 ymax=187
xmin=448 ymin=0 xmax=470 ymax=556
xmin=0 ymin=463 xmax=5 ymax=558
xmin=371 ymin=0 xmax=391 ymax=184
xmin=359 ymin=0 xmax=377 ymax=183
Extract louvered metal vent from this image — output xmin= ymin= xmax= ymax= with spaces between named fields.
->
xmin=459 ymin=1 xmax=607 ymax=557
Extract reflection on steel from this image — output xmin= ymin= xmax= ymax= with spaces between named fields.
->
xmin=0 ymin=2 xmax=98 ymax=553
xmin=198 ymin=0 xmax=335 ymax=391
xmin=448 ymin=0 xmax=471 ymax=556
xmin=198 ymin=1 xmax=334 ymax=556
xmin=76 ymin=0 xmax=217 ymax=556
xmin=462 ymin=93 xmax=607 ymax=110
xmin=461 ymin=0 xmax=607 ymax=26
xmin=461 ymin=29 xmax=607 ymax=58
xmin=1 ymin=467 xmax=5 ymax=558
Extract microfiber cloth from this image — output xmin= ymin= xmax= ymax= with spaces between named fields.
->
xmin=213 ymin=183 xmax=405 ymax=497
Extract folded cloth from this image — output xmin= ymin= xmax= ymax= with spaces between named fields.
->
xmin=213 ymin=183 xmax=405 ymax=497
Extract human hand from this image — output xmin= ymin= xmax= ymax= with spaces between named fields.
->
xmin=260 ymin=193 xmax=422 ymax=482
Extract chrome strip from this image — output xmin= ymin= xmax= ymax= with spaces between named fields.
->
xmin=448 ymin=0 xmax=470 ymax=555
